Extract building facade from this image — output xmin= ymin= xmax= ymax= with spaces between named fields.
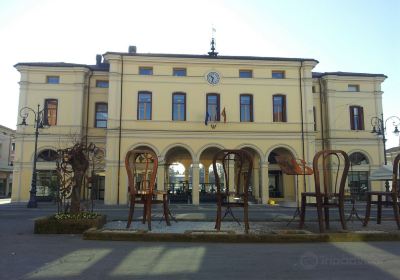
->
xmin=12 ymin=46 xmax=387 ymax=205
xmin=0 ymin=125 xmax=15 ymax=197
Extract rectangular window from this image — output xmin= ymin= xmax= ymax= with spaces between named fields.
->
xmin=349 ymin=106 xmax=364 ymax=130
xmin=273 ymin=95 xmax=286 ymax=122
xmin=139 ymin=67 xmax=153 ymax=75
xmin=272 ymin=71 xmax=285 ymax=79
xmin=95 ymin=103 xmax=108 ymax=128
xmin=207 ymin=93 xmax=220 ymax=121
xmin=44 ymin=99 xmax=58 ymax=126
xmin=173 ymin=68 xmax=187 ymax=76
xmin=96 ymin=80 xmax=109 ymax=88
xmin=239 ymin=70 xmax=252 ymax=78
xmin=46 ymin=76 xmax=59 ymax=84
xmin=312 ymin=86 xmax=316 ymax=93
xmin=348 ymin=84 xmax=360 ymax=92
xmin=240 ymin=94 xmax=253 ymax=122
xmin=138 ymin=92 xmax=152 ymax=120
xmin=11 ymin=143 xmax=15 ymax=152
xmin=172 ymin=93 xmax=186 ymax=121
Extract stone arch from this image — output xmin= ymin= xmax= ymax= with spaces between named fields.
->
xmin=265 ymin=144 xmax=299 ymax=163
xmin=125 ymin=143 xmax=160 ymax=157
xmin=32 ymin=146 xmax=58 ymax=162
xmin=161 ymin=143 xmax=195 ymax=162
xmin=235 ymin=143 xmax=265 ymax=162
xmin=196 ymin=143 xmax=226 ymax=162
xmin=347 ymin=150 xmax=372 ymax=165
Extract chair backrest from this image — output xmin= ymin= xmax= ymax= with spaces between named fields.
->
xmin=313 ymin=150 xmax=350 ymax=197
xmin=212 ymin=149 xmax=253 ymax=198
xmin=392 ymin=153 xmax=400 ymax=195
xmin=275 ymin=156 xmax=313 ymax=175
xmin=125 ymin=149 xmax=158 ymax=195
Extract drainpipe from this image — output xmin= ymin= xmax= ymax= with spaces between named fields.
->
xmin=116 ymin=56 xmax=124 ymax=204
xmin=318 ymin=78 xmax=325 ymax=151
xmin=299 ymin=61 xmax=307 ymax=190
xmin=83 ymin=70 xmax=93 ymax=200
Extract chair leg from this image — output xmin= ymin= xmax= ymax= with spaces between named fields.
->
xmin=147 ymin=195 xmax=152 ymax=231
xmin=363 ymin=193 xmax=372 ymax=227
xmin=339 ymin=199 xmax=347 ymax=230
xmin=377 ymin=194 xmax=382 ymax=224
xmin=299 ymin=195 xmax=306 ymax=229
xmin=215 ymin=196 xmax=222 ymax=231
xmin=316 ymin=196 xmax=325 ymax=233
xmin=392 ymin=194 xmax=400 ymax=229
xmin=244 ymin=201 xmax=249 ymax=234
xmin=126 ymin=194 xmax=135 ymax=229
xmin=324 ymin=206 xmax=330 ymax=230
xmin=163 ymin=194 xmax=171 ymax=226
xmin=142 ymin=198 xmax=147 ymax=224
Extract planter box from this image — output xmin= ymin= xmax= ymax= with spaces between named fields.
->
xmin=34 ymin=215 xmax=107 ymax=234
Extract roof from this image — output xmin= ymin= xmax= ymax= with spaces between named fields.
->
xmin=312 ymin=71 xmax=387 ymax=78
xmin=104 ymin=52 xmax=319 ymax=63
xmin=14 ymin=62 xmax=110 ymax=72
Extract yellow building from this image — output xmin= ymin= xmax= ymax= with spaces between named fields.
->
xmin=12 ymin=45 xmax=388 ymax=205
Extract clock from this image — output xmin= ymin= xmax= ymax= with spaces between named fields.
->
xmin=206 ymin=71 xmax=220 ymax=85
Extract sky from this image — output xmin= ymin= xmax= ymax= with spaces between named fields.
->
xmin=0 ymin=0 xmax=399 ymax=147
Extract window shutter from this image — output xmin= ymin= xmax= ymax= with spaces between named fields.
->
xmin=359 ymin=106 xmax=364 ymax=130
xmin=350 ymin=106 xmax=355 ymax=130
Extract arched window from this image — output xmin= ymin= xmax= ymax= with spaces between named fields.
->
xmin=37 ymin=149 xmax=58 ymax=162
xmin=349 ymin=152 xmax=369 ymax=165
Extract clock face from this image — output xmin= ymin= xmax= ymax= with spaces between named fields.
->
xmin=206 ymin=71 xmax=220 ymax=85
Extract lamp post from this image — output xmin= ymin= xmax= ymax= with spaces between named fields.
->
xmin=370 ymin=114 xmax=400 ymax=198
xmin=19 ymin=104 xmax=48 ymax=208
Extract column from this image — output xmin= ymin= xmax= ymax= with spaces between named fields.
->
xmin=260 ymin=162 xmax=269 ymax=204
xmin=157 ymin=160 xmax=166 ymax=200
xmin=191 ymin=162 xmax=200 ymax=205
xmin=253 ymin=165 xmax=260 ymax=201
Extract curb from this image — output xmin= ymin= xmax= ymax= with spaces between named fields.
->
xmin=83 ymin=228 xmax=400 ymax=243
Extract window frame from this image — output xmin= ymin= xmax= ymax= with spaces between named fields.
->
xmin=239 ymin=70 xmax=253 ymax=78
xmin=173 ymin=68 xmax=187 ymax=77
xmin=94 ymin=102 xmax=108 ymax=128
xmin=272 ymin=71 xmax=285 ymax=79
xmin=206 ymin=93 xmax=220 ymax=122
xmin=240 ymin=94 xmax=253 ymax=122
xmin=95 ymin=80 xmax=109 ymax=88
xmin=139 ymin=67 xmax=153 ymax=75
xmin=349 ymin=105 xmax=364 ymax=130
xmin=44 ymin=99 xmax=58 ymax=126
xmin=172 ymin=92 xmax=186 ymax=121
xmin=137 ymin=91 xmax=152 ymax=120
xmin=348 ymin=84 xmax=360 ymax=92
xmin=272 ymin=94 xmax=287 ymax=122
xmin=46 ymin=76 xmax=60 ymax=84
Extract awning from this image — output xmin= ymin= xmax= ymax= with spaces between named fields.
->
xmin=369 ymin=165 xmax=393 ymax=181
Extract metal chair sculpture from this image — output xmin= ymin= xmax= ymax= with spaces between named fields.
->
xmin=213 ymin=149 xmax=253 ymax=234
xmin=275 ymin=156 xmax=313 ymax=225
xmin=125 ymin=149 xmax=171 ymax=231
xmin=299 ymin=150 xmax=350 ymax=233
xmin=363 ymin=153 xmax=400 ymax=229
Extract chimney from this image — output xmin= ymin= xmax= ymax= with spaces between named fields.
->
xmin=96 ymin=54 xmax=102 ymax=65
xmin=128 ymin=45 xmax=137 ymax=54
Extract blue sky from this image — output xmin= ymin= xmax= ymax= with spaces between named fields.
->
xmin=0 ymin=0 xmax=399 ymax=147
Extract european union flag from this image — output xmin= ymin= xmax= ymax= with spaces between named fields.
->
xmin=205 ymin=112 xmax=210 ymax=125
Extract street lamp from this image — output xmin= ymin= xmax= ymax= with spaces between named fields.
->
xmin=370 ymin=114 xmax=400 ymax=197
xmin=19 ymin=104 xmax=49 ymax=208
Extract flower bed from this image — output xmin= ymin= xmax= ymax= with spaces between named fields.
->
xmin=34 ymin=213 xmax=107 ymax=234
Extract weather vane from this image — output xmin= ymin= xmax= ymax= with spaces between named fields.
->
xmin=208 ymin=26 xmax=218 ymax=57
